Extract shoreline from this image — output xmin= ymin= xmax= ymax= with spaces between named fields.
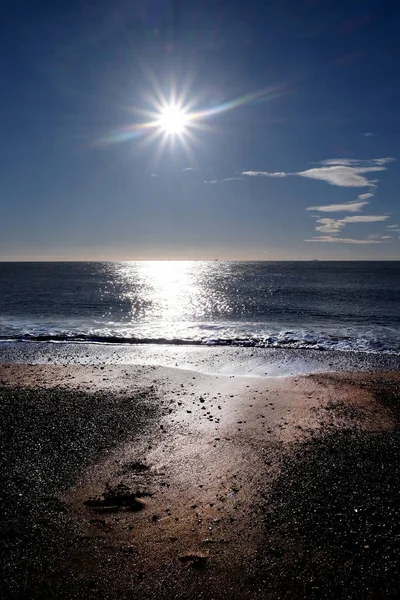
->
xmin=1 ymin=361 xmax=399 ymax=598
xmin=2 ymin=335 xmax=400 ymax=354
xmin=1 ymin=341 xmax=400 ymax=379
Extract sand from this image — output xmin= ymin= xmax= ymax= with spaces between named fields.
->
xmin=1 ymin=360 xmax=400 ymax=599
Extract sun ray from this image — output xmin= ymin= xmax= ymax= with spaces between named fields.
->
xmin=97 ymin=81 xmax=290 ymax=152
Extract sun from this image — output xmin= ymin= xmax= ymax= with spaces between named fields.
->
xmin=157 ymin=105 xmax=188 ymax=134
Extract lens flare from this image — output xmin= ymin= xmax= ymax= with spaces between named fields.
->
xmin=97 ymin=82 xmax=289 ymax=149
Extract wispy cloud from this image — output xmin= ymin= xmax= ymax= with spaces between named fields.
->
xmin=241 ymin=158 xmax=394 ymax=188
xmin=182 ymin=167 xmax=195 ymax=171
xmin=299 ymin=158 xmax=393 ymax=188
xmin=297 ymin=166 xmax=384 ymax=187
xmin=306 ymin=201 xmax=369 ymax=213
xmin=240 ymin=157 xmax=396 ymax=246
xmin=305 ymin=236 xmax=385 ymax=244
xmin=387 ymin=224 xmax=399 ymax=229
xmin=364 ymin=132 xmax=374 ymax=137
xmin=315 ymin=215 xmax=389 ymax=234
xmin=304 ymin=159 xmax=394 ymax=241
xmin=358 ymin=192 xmax=374 ymax=200
xmin=241 ymin=171 xmax=289 ymax=178
xmin=204 ymin=177 xmax=243 ymax=184
xmin=150 ymin=173 xmax=159 ymax=178
xmin=316 ymin=158 xmax=394 ymax=167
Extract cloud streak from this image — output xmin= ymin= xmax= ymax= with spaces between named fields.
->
xmin=303 ymin=158 xmax=394 ymax=241
xmin=239 ymin=157 xmax=396 ymax=245
xmin=204 ymin=177 xmax=243 ymax=184
xmin=316 ymin=158 xmax=394 ymax=167
xmin=305 ymin=236 xmax=385 ymax=244
xmin=315 ymin=215 xmax=389 ymax=234
xmin=241 ymin=158 xmax=394 ymax=188
xmin=241 ymin=171 xmax=289 ymax=178
xmin=297 ymin=165 xmax=384 ymax=187
xmin=358 ymin=192 xmax=374 ymax=200
xmin=306 ymin=201 xmax=369 ymax=212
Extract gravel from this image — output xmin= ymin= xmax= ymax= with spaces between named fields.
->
xmin=249 ymin=378 xmax=400 ymax=599
xmin=0 ymin=384 xmax=159 ymax=599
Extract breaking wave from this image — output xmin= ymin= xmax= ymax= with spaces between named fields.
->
xmin=1 ymin=328 xmax=399 ymax=353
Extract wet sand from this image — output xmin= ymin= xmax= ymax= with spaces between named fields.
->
xmin=1 ymin=362 xmax=400 ymax=599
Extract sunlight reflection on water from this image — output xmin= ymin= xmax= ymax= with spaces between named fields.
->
xmin=113 ymin=261 xmax=232 ymax=325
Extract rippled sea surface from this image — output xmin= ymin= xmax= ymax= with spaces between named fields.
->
xmin=0 ymin=261 xmax=399 ymax=353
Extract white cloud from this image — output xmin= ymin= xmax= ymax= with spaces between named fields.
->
xmin=150 ymin=173 xmax=159 ymax=178
xmin=300 ymin=159 xmax=394 ymax=238
xmin=315 ymin=219 xmax=342 ymax=234
xmin=305 ymin=236 xmax=384 ymax=244
xmin=306 ymin=201 xmax=369 ymax=212
xmin=240 ymin=158 xmax=397 ymax=245
xmin=387 ymin=224 xmax=399 ymax=229
xmin=241 ymin=171 xmax=289 ymax=177
xmin=344 ymin=215 xmax=389 ymax=223
xmin=241 ymin=158 xmax=394 ymax=188
xmin=182 ymin=167 xmax=195 ymax=171
xmin=317 ymin=158 xmax=394 ymax=167
xmin=364 ymin=132 xmax=374 ymax=137
xmin=204 ymin=177 xmax=243 ymax=184
xmin=297 ymin=165 xmax=385 ymax=187
xmin=315 ymin=215 xmax=389 ymax=234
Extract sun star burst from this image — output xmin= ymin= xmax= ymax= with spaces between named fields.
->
xmin=157 ymin=105 xmax=188 ymax=134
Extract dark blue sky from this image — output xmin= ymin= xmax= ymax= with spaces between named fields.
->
xmin=1 ymin=0 xmax=399 ymax=260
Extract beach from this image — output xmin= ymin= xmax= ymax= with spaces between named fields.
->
xmin=1 ymin=347 xmax=399 ymax=599
xmin=1 ymin=0 xmax=400 ymax=590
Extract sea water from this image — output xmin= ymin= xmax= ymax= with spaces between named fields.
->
xmin=0 ymin=261 xmax=399 ymax=354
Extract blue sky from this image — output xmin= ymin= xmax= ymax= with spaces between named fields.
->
xmin=0 ymin=0 xmax=399 ymax=260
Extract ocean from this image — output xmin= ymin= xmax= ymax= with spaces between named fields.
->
xmin=0 ymin=261 xmax=399 ymax=354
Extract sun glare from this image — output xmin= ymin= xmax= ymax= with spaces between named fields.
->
xmin=100 ymin=80 xmax=288 ymax=151
xmin=158 ymin=105 xmax=188 ymax=134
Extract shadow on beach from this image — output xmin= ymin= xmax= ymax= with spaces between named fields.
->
xmin=0 ymin=384 xmax=159 ymax=599
xmin=251 ymin=379 xmax=400 ymax=599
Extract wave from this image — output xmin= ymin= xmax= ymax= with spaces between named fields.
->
xmin=0 ymin=331 xmax=399 ymax=353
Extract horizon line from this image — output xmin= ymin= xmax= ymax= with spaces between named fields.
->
xmin=1 ymin=258 xmax=399 ymax=263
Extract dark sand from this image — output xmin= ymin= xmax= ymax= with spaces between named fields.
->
xmin=1 ymin=361 xmax=400 ymax=599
